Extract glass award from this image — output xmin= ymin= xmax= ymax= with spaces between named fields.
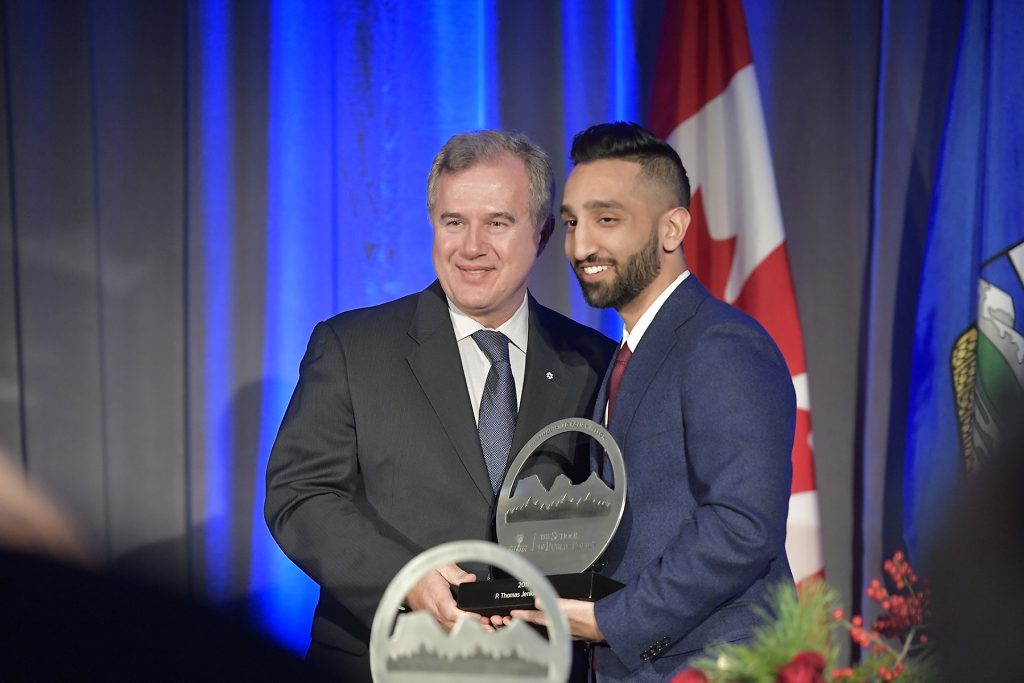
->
xmin=456 ymin=418 xmax=626 ymax=616
xmin=370 ymin=541 xmax=571 ymax=683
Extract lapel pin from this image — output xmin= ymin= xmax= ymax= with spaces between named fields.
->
xmin=545 ymin=371 xmax=554 ymax=380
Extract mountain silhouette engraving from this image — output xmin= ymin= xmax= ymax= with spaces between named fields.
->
xmin=505 ymin=472 xmax=613 ymax=523
xmin=386 ymin=613 xmax=549 ymax=676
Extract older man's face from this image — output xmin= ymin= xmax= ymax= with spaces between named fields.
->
xmin=431 ymin=153 xmax=547 ymax=328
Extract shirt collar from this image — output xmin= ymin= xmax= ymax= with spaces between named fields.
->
xmin=448 ymin=293 xmax=530 ymax=353
xmin=622 ymin=271 xmax=690 ymax=351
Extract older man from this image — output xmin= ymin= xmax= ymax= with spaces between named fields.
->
xmin=265 ymin=130 xmax=615 ymax=681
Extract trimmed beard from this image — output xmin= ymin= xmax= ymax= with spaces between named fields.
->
xmin=575 ymin=227 xmax=662 ymax=310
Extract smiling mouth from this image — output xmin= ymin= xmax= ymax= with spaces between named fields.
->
xmin=575 ymin=261 xmax=615 ymax=276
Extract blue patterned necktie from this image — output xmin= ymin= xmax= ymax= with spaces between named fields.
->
xmin=472 ymin=330 xmax=518 ymax=493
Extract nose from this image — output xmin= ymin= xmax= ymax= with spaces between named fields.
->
xmin=565 ymin=220 xmax=595 ymax=263
xmin=459 ymin=223 xmax=488 ymax=258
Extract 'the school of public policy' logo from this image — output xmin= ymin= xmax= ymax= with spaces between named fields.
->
xmin=951 ymin=239 xmax=1024 ymax=470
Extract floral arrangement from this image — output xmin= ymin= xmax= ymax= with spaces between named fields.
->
xmin=671 ymin=552 xmax=937 ymax=683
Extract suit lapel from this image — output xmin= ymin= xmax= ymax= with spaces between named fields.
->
xmin=592 ymin=351 xmax=616 ymax=424
xmin=589 ymin=351 xmax=618 ymax=477
xmin=609 ymin=276 xmax=708 ymax=437
xmin=406 ymin=282 xmax=494 ymax=503
xmin=511 ymin=298 xmax=573 ymax=457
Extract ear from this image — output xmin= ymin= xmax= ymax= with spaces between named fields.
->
xmin=536 ymin=215 xmax=554 ymax=256
xmin=661 ymin=207 xmax=691 ymax=252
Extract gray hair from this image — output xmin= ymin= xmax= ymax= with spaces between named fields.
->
xmin=426 ymin=130 xmax=554 ymax=229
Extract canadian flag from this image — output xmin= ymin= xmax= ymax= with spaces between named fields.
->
xmin=651 ymin=0 xmax=823 ymax=585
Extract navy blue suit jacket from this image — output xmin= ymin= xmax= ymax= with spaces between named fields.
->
xmin=592 ymin=276 xmax=796 ymax=682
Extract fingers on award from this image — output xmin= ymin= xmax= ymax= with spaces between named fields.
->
xmin=457 ymin=418 xmax=626 ymax=616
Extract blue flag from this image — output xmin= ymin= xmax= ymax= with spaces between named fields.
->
xmin=905 ymin=0 xmax=1024 ymax=561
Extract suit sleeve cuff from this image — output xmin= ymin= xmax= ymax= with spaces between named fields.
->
xmin=595 ymin=588 xmax=673 ymax=672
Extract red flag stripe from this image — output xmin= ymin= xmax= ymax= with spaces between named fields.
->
xmin=651 ymin=0 xmax=753 ymax=137
xmin=733 ymin=245 xmax=808 ymax=377
xmin=653 ymin=0 xmax=823 ymax=581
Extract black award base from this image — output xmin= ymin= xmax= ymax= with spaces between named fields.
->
xmin=455 ymin=572 xmax=624 ymax=617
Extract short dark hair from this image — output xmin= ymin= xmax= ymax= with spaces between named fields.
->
xmin=569 ymin=121 xmax=691 ymax=209
xmin=427 ymin=130 xmax=554 ymax=229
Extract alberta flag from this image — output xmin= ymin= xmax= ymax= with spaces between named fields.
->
xmin=650 ymin=0 xmax=823 ymax=584
xmin=905 ymin=0 xmax=1024 ymax=562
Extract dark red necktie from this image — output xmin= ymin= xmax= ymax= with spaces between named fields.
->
xmin=606 ymin=343 xmax=632 ymax=423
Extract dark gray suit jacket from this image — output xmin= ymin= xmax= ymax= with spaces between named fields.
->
xmin=265 ymin=281 xmax=614 ymax=667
